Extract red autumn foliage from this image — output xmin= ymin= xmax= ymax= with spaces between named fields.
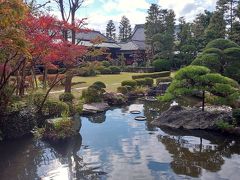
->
xmin=21 ymin=14 xmax=88 ymax=66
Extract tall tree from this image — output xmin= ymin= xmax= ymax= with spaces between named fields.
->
xmin=106 ymin=20 xmax=116 ymax=40
xmin=53 ymin=0 xmax=86 ymax=93
xmin=216 ymin=0 xmax=239 ymax=35
xmin=146 ymin=4 xmax=176 ymax=61
xmin=204 ymin=10 xmax=226 ymax=42
xmin=118 ymin=16 xmax=132 ymax=42
xmin=145 ymin=4 xmax=161 ymax=44
xmin=191 ymin=10 xmax=213 ymax=50
xmin=176 ymin=17 xmax=196 ymax=66
xmin=0 ymin=0 xmax=30 ymax=111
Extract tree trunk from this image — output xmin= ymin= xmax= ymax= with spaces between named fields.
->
xmin=43 ymin=65 xmax=48 ymax=90
xmin=19 ymin=59 xmax=26 ymax=97
xmin=64 ymin=74 xmax=72 ymax=93
xmin=202 ymin=90 xmax=205 ymax=112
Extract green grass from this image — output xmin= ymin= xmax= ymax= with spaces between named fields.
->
xmin=49 ymin=73 xmax=144 ymax=99
xmin=49 ymin=72 xmax=175 ymax=100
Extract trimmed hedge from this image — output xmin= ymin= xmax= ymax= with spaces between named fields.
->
xmin=156 ymin=77 xmax=172 ymax=84
xmin=121 ymin=80 xmax=137 ymax=88
xmin=117 ymin=86 xmax=128 ymax=94
xmin=152 ymin=59 xmax=171 ymax=72
xmin=59 ymin=92 xmax=75 ymax=102
xmin=145 ymin=78 xmax=154 ymax=87
xmin=132 ymin=71 xmax=171 ymax=79
xmin=100 ymin=67 xmax=112 ymax=74
xmin=136 ymin=79 xmax=146 ymax=86
xmin=109 ymin=66 xmax=121 ymax=74
xmin=92 ymin=81 xmax=106 ymax=89
xmin=135 ymin=78 xmax=154 ymax=87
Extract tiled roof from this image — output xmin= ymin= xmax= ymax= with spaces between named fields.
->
xmin=79 ymin=40 xmax=121 ymax=49
xmin=75 ymin=30 xmax=115 ymax=43
xmin=119 ymin=42 xmax=139 ymax=51
xmin=119 ymin=24 xmax=147 ymax=51
xmin=75 ymin=30 xmax=119 ymax=48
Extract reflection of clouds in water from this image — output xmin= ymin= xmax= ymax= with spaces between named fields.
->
xmin=38 ymin=157 xmax=70 ymax=179
xmin=201 ymin=155 xmax=240 ymax=180
xmin=106 ymin=132 xmax=173 ymax=179
xmin=128 ymin=104 xmax=144 ymax=112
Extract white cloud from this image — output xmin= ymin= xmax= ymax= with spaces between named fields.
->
xmin=158 ymin=0 xmax=217 ymax=21
xmin=46 ymin=0 xmax=218 ymax=32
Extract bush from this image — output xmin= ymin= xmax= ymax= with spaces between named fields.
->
xmin=135 ymin=79 xmax=146 ymax=86
xmin=132 ymin=87 xmax=147 ymax=96
xmin=121 ymin=80 xmax=137 ymax=89
xmin=132 ymin=71 xmax=171 ymax=79
xmin=28 ymin=92 xmax=45 ymax=109
xmin=156 ymin=77 xmax=172 ymax=84
xmin=216 ymin=120 xmax=234 ymax=130
xmin=152 ymin=59 xmax=171 ymax=72
xmin=109 ymin=66 xmax=121 ymax=74
xmin=75 ymin=100 xmax=84 ymax=114
xmin=191 ymin=53 xmax=222 ymax=73
xmin=92 ymin=81 xmax=106 ymax=89
xmin=102 ymin=60 xmax=111 ymax=67
xmin=233 ymin=108 xmax=240 ymax=125
xmin=76 ymin=67 xmax=97 ymax=77
xmin=43 ymin=100 xmax=69 ymax=117
xmin=145 ymin=78 xmax=154 ymax=87
xmin=82 ymin=86 xmax=104 ymax=103
xmin=205 ymin=38 xmax=239 ymax=50
xmin=59 ymin=93 xmax=75 ymax=102
xmin=99 ymin=67 xmax=112 ymax=74
xmin=117 ymin=86 xmax=128 ymax=94
xmin=37 ymin=117 xmax=77 ymax=142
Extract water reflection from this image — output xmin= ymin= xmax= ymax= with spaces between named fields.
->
xmin=1 ymin=100 xmax=240 ymax=180
xmin=158 ymin=128 xmax=240 ymax=178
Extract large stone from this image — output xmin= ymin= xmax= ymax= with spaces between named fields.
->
xmin=83 ymin=103 xmax=110 ymax=114
xmin=103 ymin=92 xmax=127 ymax=105
xmin=152 ymin=105 xmax=232 ymax=130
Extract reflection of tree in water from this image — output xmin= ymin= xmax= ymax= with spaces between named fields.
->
xmin=50 ymin=134 xmax=106 ymax=180
xmin=143 ymin=100 xmax=169 ymax=131
xmin=157 ymin=128 xmax=240 ymax=178
xmin=87 ymin=113 xmax=106 ymax=124
xmin=0 ymin=134 xmax=106 ymax=180
xmin=0 ymin=137 xmax=43 ymax=180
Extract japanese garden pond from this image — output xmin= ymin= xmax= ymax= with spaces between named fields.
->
xmin=1 ymin=99 xmax=240 ymax=180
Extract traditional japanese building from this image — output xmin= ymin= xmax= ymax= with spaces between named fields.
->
xmin=74 ymin=25 xmax=148 ymax=64
xmin=118 ymin=24 xmax=148 ymax=65
xmin=75 ymin=30 xmax=121 ymax=60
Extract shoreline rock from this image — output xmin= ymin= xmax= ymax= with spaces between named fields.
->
xmin=83 ymin=102 xmax=110 ymax=114
xmin=152 ymin=105 xmax=232 ymax=130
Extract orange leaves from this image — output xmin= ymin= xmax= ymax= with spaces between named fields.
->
xmin=21 ymin=13 xmax=88 ymax=66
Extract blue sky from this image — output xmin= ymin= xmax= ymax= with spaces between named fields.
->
xmin=38 ymin=0 xmax=217 ymax=33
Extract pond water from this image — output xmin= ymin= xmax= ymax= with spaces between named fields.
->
xmin=1 ymin=99 xmax=240 ymax=180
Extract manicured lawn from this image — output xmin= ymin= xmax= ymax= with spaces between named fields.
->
xmin=49 ymin=72 xmax=144 ymax=99
xmin=49 ymin=71 xmax=175 ymax=99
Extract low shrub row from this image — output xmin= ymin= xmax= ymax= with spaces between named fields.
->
xmin=98 ymin=66 xmax=121 ymax=74
xmin=136 ymin=78 xmax=154 ymax=87
xmin=156 ymin=77 xmax=172 ymax=85
xmin=132 ymin=71 xmax=171 ymax=80
xmin=121 ymin=78 xmax=154 ymax=90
